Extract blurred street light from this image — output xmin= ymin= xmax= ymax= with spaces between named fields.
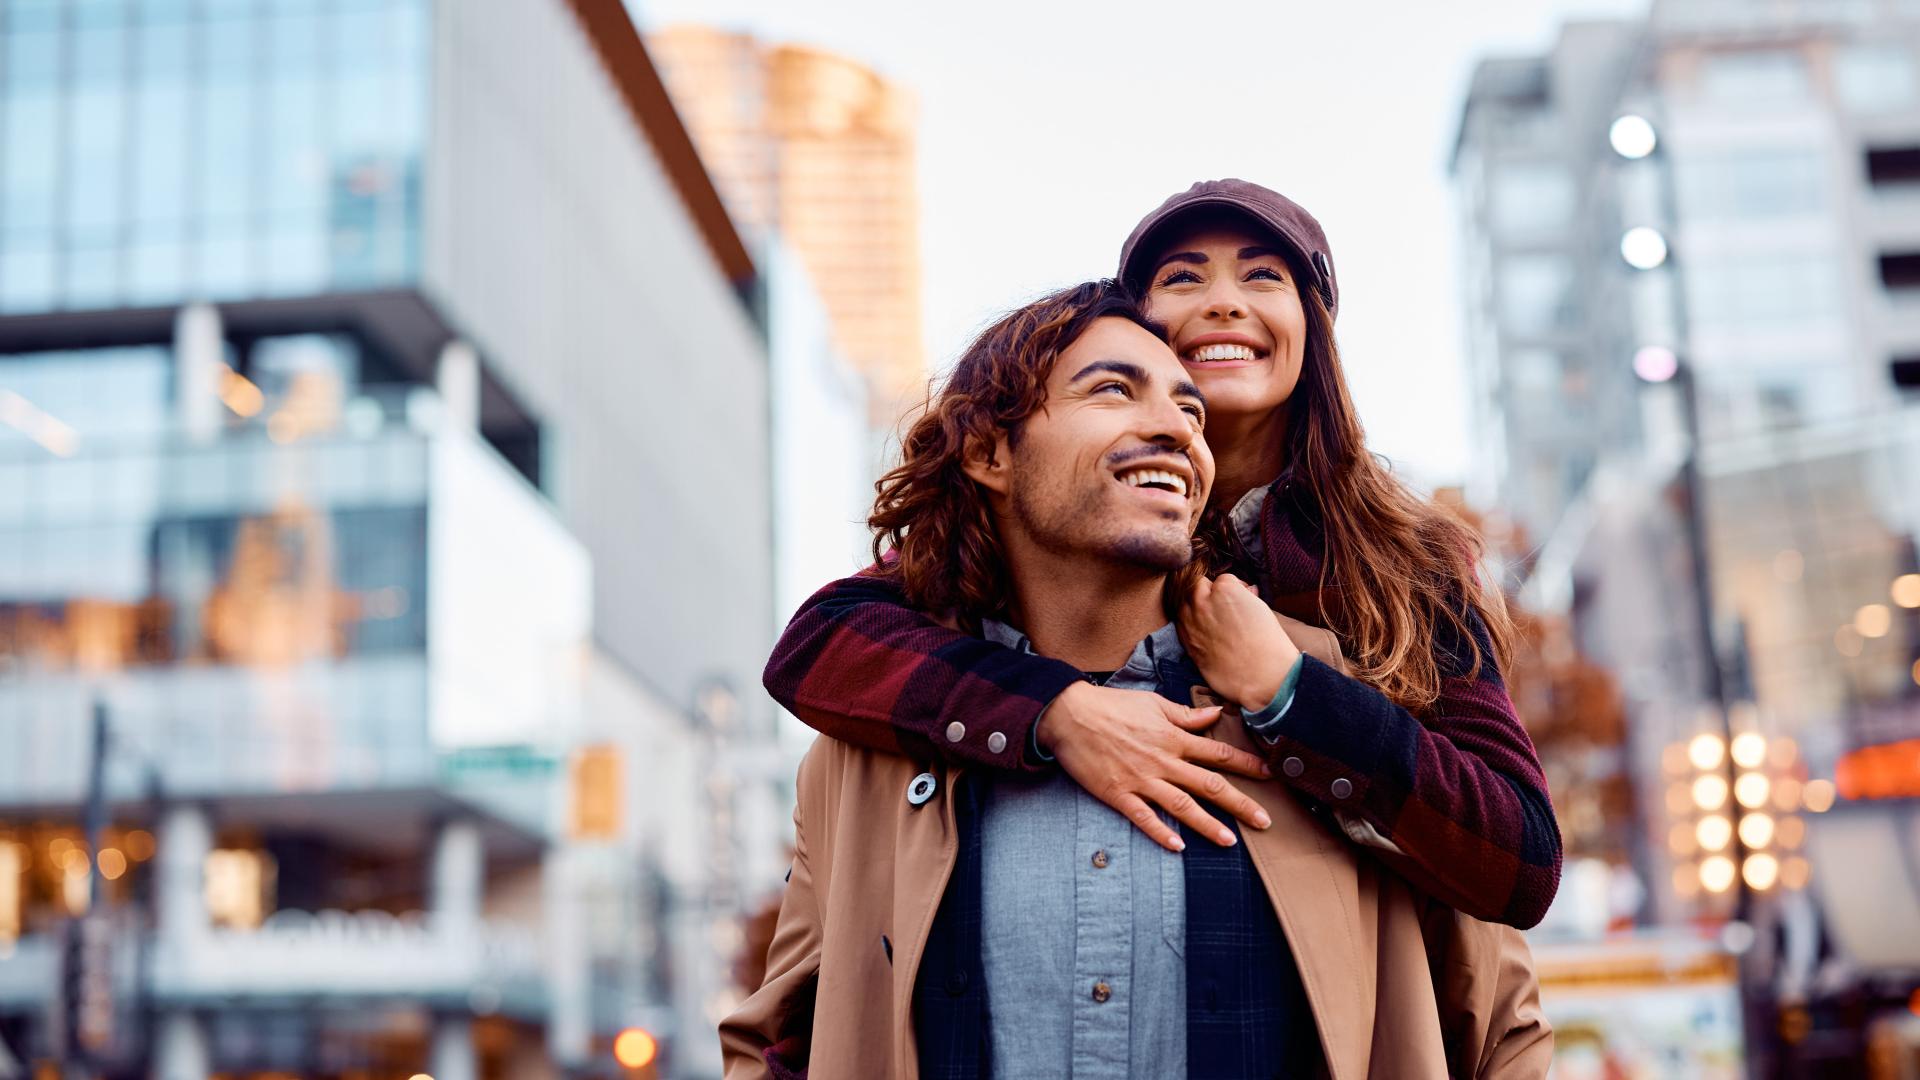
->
xmin=1738 ymin=812 xmax=1774 ymax=850
xmin=1693 ymin=774 xmax=1731 ymax=811
xmin=1610 ymin=113 xmax=1659 ymax=159
xmin=1689 ymin=733 xmax=1727 ymax=771
xmin=1701 ymin=855 xmax=1738 ymax=893
xmin=1803 ymin=779 xmax=1836 ymax=813
xmin=1893 ymin=573 xmax=1920 ymax=609
xmin=1634 ymin=345 xmax=1680 ymax=384
xmin=1620 ymin=225 xmax=1670 ymax=270
xmin=1731 ymin=732 xmax=1767 ymax=770
xmin=614 ymin=1027 xmax=658 ymax=1069
xmin=1743 ymin=853 xmax=1779 ymax=891
xmin=1854 ymin=604 xmax=1892 ymax=639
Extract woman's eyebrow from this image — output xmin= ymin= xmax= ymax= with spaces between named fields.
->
xmin=1238 ymin=246 xmax=1285 ymax=261
xmin=1157 ymin=251 xmax=1207 ymax=268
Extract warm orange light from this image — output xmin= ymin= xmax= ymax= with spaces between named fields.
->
xmin=1696 ymin=814 xmax=1733 ymax=852
xmin=1730 ymin=732 xmax=1767 ymax=770
xmin=1744 ymin=853 xmax=1779 ymax=891
xmin=1692 ymin=774 xmax=1730 ymax=811
xmin=1672 ymin=864 xmax=1702 ymax=900
xmin=1735 ymin=772 xmax=1771 ymax=810
xmin=1781 ymin=856 xmax=1811 ymax=890
xmin=1776 ymin=815 xmax=1805 ymax=849
xmin=1803 ymin=778 xmax=1836 ymax=812
xmin=1854 ymin=604 xmax=1892 ymax=639
xmin=1662 ymin=743 xmax=1690 ymax=776
xmin=1668 ymin=822 xmax=1698 ymax=856
xmin=614 ymin=1028 xmax=658 ymax=1069
xmin=124 ymin=829 xmax=156 ymax=861
xmin=97 ymin=848 xmax=127 ymax=881
xmin=1700 ymin=855 xmax=1737 ymax=893
xmin=1738 ymin=812 xmax=1774 ymax=850
xmin=1892 ymin=574 xmax=1920 ymax=609
xmin=1688 ymin=733 xmax=1726 ymax=771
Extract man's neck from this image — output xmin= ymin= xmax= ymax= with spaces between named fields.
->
xmin=1002 ymin=543 xmax=1168 ymax=673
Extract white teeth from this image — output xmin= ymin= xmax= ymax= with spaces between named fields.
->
xmin=1187 ymin=344 xmax=1256 ymax=363
xmin=1119 ymin=469 xmax=1188 ymax=497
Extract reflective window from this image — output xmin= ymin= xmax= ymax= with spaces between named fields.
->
xmin=1687 ymin=255 xmax=1844 ymax=328
xmin=1489 ymin=163 xmax=1575 ymax=238
xmin=1676 ymin=148 xmax=1826 ymax=220
xmin=0 ymin=0 xmax=431 ymax=314
xmin=1835 ymin=45 xmax=1918 ymax=112
xmin=1497 ymin=255 xmax=1575 ymax=338
xmin=1699 ymin=50 xmax=1810 ymax=105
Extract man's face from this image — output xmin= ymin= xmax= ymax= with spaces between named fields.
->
xmin=983 ymin=317 xmax=1215 ymax=573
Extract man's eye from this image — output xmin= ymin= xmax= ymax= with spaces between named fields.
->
xmin=1094 ymin=381 xmax=1131 ymax=397
xmin=1181 ymin=404 xmax=1204 ymax=421
xmin=1156 ymin=269 xmax=1201 ymax=287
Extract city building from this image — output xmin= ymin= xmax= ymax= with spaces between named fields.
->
xmin=0 ymin=1 xmax=780 ymax=1076
xmin=648 ymin=24 xmax=927 ymax=429
xmin=1454 ymin=0 xmax=1920 ymax=1070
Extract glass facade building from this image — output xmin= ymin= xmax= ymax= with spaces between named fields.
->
xmin=0 ymin=1 xmax=776 ymax=1075
xmin=1 ymin=0 xmax=428 ymax=313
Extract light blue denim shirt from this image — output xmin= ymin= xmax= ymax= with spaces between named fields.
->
xmin=978 ymin=620 xmax=1188 ymax=1080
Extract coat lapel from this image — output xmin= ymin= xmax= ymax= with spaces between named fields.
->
xmin=1195 ymin=688 xmax=1377 ymax=1080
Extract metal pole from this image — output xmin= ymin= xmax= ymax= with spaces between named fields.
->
xmin=1674 ymin=363 xmax=1751 ymax=922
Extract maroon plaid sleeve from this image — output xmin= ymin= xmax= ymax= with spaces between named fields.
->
xmin=763 ymin=569 xmax=1085 ymax=773
xmin=1255 ymin=608 xmax=1563 ymax=929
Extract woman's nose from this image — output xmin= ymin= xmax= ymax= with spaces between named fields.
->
xmin=1203 ymin=281 xmax=1244 ymax=319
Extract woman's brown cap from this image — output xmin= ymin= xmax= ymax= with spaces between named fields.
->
xmin=1118 ymin=178 xmax=1338 ymax=320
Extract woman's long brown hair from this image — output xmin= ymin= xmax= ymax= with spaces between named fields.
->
xmin=869 ymin=280 xmax=1161 ymax=624
xmin=1274 ymin=276 xmax=1517 ymax=712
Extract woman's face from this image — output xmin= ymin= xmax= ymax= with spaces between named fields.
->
xmin=1142 ymin=224 xmax=1309 ymax=426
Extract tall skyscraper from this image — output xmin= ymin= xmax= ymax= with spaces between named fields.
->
xmin=649 ymin=25 xmax=927 ymax=426
xmin=1454 ymin=1 xmax=1920 ymax=1067
xmin=0 ymin=1 xmax=776 ymax=1075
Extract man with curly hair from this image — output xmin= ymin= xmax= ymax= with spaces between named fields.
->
xmin=721 ymin=280 xmax=1549 ymax=1080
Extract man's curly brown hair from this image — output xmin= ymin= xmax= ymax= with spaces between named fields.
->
xmin=869 ymin=280 xmax=1173 ymax=624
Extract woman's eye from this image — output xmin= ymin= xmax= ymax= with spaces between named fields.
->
xmin=1156 ymin=269 xmax=1201 ymax=287
xmin=1246 ymin=267 xmax=1285 ymax=282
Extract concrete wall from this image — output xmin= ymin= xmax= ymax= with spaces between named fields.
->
xmin=422 ymin=0 xmax=774 ymax=716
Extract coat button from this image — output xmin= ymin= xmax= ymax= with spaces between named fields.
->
xmin=907 ymin=772 xmax=938 ymax=806
xmin=1091 ymin=849 xmax=1109 ymax=869
xmin=1091 ymin=981 xmax=1112 ymax=1003
xmin=986 ymin=731 xmax=1007 ymax=754
xmin=945 ymin=721 xmax=966 ymax=743
xmin=946 ymin=968 xmax=970 ymax=996
xmin=1330 ymin=777 xmax=1353 ymax=799
xmin=1281 ymin=756 xmax=1305 ymax=778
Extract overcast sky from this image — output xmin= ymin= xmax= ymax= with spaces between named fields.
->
xmin=635 ymin=0 xmax=1649 ymax=487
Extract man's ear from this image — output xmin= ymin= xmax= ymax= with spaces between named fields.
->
xmin=961 ymin=431 xmax=1013 ymax=497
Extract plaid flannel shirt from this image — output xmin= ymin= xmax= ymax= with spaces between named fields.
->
xmin=764 ymin=477 xmax=1563 ymax=928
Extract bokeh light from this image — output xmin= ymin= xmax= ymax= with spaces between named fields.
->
xmin=1700 ymin=855 xmax=1737 ymax=893
xmin=1609 ymin=114 xmax=1659 ymax=158
xmin=1731 ymin=732 xmax=1766 ymax=770
xmin=1803 ymin=779 xmax=1837 ymax=813
xmin=1743 ymin=853 xmax=1779 ymax=891
xmin=1688 ymin=733 xmax=1726 ymax=771
xmin=1696 ymin=814 xmax=1733 ymax=852
xmin=1735 ymin=772 xmax=1771 ymax=810
xmin=1693 ymin=774 xmax=1730 ymax=811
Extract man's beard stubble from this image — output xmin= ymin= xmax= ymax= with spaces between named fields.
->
xmin=1008 ymin=454 xmax=1194 ymax=575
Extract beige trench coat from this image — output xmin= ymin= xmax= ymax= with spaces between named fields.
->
xmin=723 ymin=627 xmax=1553 ymax=1079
